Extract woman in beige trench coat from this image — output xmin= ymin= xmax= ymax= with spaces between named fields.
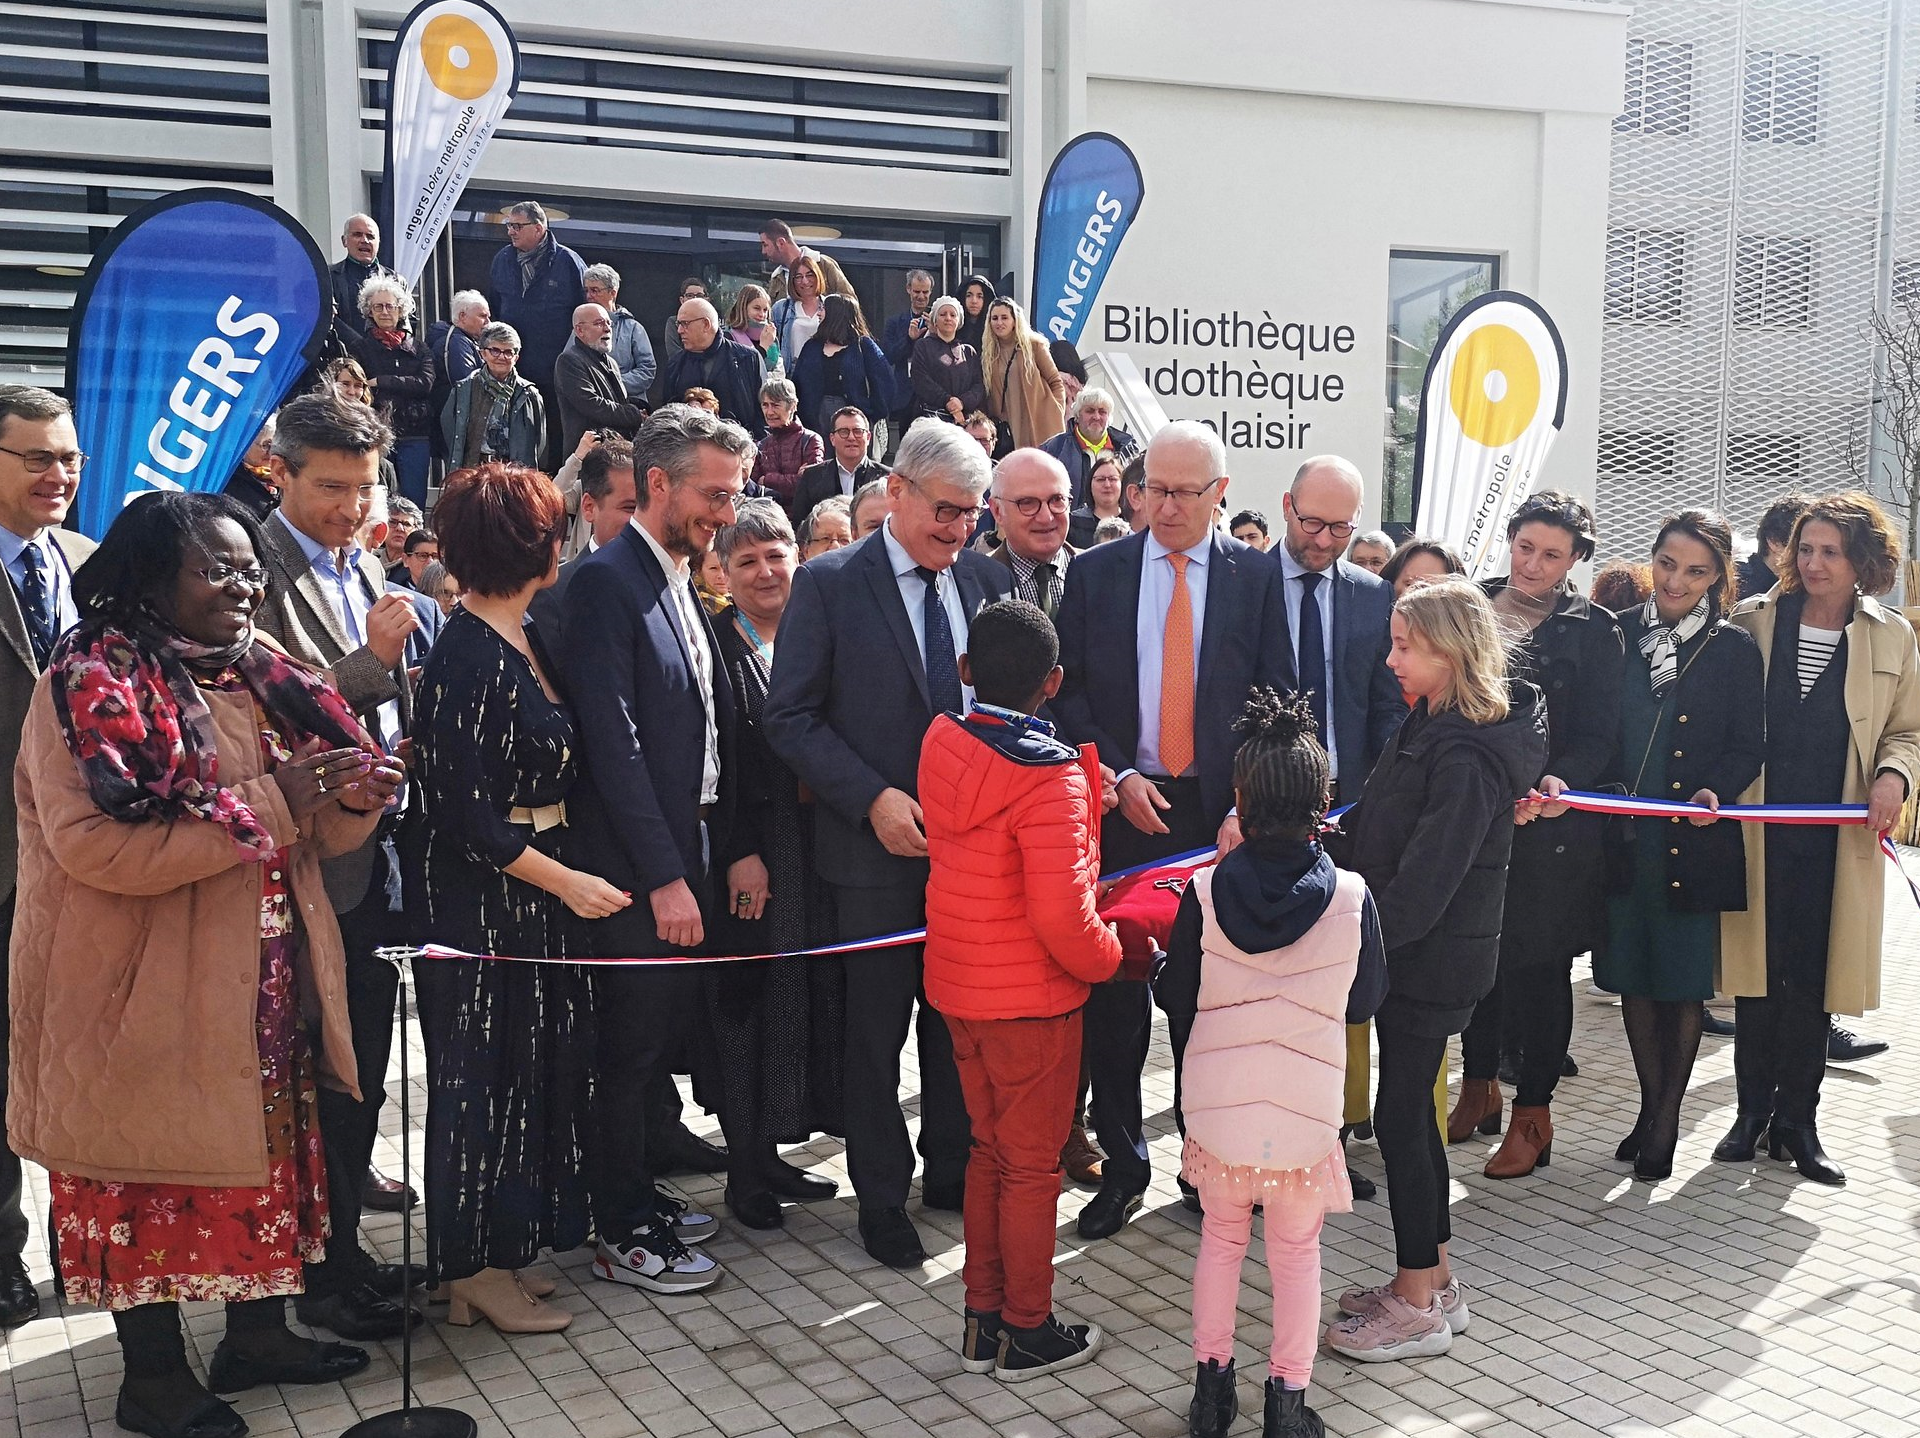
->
xmin=1715 ymin=492 xmax=1920 ymax=1187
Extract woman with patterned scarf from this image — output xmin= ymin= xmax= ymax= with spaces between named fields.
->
xmin=349 ymin=275 xmax=437 ymax=509
xmin=7 ymin=491 xmax=405 ymax=1438
xmin=1591 ymin=510 xmax=1763 ymax=1182
xmin=442 ymin=319 xmax=548 ymax=470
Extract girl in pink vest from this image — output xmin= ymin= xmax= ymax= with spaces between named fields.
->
xmin=1156 ymin=691 xmax=1387 ymax=1438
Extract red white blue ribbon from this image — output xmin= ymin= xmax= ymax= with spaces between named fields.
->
xmin=416 ymin=793 xmax=1913 ymax=967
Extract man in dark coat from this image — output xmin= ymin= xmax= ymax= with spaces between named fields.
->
xmin=1039 ymin=387 xmax=1140 ymax=507
xmin=789 ymin=407 xmax=888 ymax=524
xmin=663 ymin=299 xmax=767 ymax=438
xmin=486 ymin=201 xmax=587 ymax=464
xmin=553 ymin=304 xmax=649 ymax=455
xmin=764 ymin=420 xmax=1012 ymax=1270
xmin=1052 ymin=420 xmax=1294 ymax=1241
xmin=327 ymin=213 xmax=399 ymax=358
xmin=563 ymin=408 xmax=752 ymax=1295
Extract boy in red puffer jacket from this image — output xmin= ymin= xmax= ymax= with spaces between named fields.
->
xmin=919 ymin=599 xmax=1124 ymax=1384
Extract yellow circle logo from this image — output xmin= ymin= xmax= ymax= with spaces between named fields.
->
xmin=420 ymin=14 xmax=497 ymax=101
xmin=1447 ymin=323 xmax=1541 ymax=449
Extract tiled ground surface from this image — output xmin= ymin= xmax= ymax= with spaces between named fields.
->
xmin=9 ymin=865 xmax=1920 ymax=1438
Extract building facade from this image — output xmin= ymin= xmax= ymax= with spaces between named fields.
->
xmin=1599 ymin=0 xmax=1919 ymax=558
xmin=0 ymin=0 xmax=1628 ymax=522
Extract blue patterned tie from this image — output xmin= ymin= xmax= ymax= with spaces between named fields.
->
xmin=17 ymin=540 xmax=54 ymax=669
xmin=918 ymin=566 xmax=964 ymax=716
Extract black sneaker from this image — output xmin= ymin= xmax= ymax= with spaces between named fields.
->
xmin=995 ymin=1312 xmax=1102 ymax=1383
xmin=1829 ymin=1022 xmax=1889 ymax=1064
xmin=960 ymin=1308 xmax=1003 ymax=1374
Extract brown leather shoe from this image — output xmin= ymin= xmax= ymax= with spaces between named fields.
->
xmin=1483 ymin=1105 xmax=1553 ymax=1179
xmin=1446 ymin=1079 xmax=1504 ymax=1145
xmin=1060 ymin=1123 xmax=1104 ymax=1187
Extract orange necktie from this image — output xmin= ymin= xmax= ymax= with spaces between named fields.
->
xmin=1160 ymin=553 xmax=1195 ymax=776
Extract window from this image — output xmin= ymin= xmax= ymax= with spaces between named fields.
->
xmin=1616 ymin=38 xmax=1694 ymax=136
xmin=1895 ymin=260 xmax=1920 ymax=307
xmin=1733 ymin=236 xmax=1814 ymax=328
xmin=1381 ymin=250 xmax=1501 ymax=527
xmin=1598 ymin=431 xmax=1679 ymax=480
xmin=1742 ymin=50 xmax=1820 ymax=145
xmin=1605 ymin=228 xmax=1686 ymax=324
xmin=1726 ymin=433 xmax=1804 ymax=482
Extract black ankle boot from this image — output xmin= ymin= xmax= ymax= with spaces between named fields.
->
xmin=1711 ymin=1112 xmax=1771 ymax=1163
xmin=1263 ymin=1378 xmax=1325 ymax=1437
xmin=1768 ymin=1120 xmax=1845 ymax=1186
xmin=1188 ymin=1357 xmax=1237 ymax=1437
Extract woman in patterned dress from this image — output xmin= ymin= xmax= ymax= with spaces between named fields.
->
xmin=8 ymin=491 xmax=401 ymax=1438
xmin=412 ymin=462 xmax=624 ymax=1331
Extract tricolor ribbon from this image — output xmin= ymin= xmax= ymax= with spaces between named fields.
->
xmin=417 ymin=792 xmax=1914 ymax=967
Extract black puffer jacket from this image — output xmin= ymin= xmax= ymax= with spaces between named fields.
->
xmin=1484 ymin=580 xmax=1624 ymax=966
xmin=1325 ymin=682 xmax=1547 ymax=1036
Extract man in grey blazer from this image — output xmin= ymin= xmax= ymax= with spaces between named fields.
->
xmin=0 ymin=385 xmax=94 ymax=1328
xmin=253 ymin=394 xmax=421 ymax=1340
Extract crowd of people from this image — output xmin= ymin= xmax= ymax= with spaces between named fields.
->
xmin=1 ymin=201 xmax=1917 ymax=1438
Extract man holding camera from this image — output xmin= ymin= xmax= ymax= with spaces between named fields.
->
xmin=881 ymin=270 xmax=935 ymax=460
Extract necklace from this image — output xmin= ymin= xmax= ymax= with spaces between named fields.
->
xmin=735 ymin=611 xmax=774 ymax=664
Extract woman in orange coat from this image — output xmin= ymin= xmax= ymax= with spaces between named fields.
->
xmin=9 ymin=492 xmax=401 ymax=1438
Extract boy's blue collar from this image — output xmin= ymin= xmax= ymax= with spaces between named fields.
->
xmin=966 ymin=701 xmax=1056 ymax=738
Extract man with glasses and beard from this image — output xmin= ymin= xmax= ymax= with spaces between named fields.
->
xmin=765 ymin=420 xmax=1013 ymax=1269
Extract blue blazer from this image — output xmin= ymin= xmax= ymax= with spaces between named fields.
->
xmin=561 ymin=526 xmax=737 ymax=957
xmin=791 ymin=334 xmax=896 ymax=427
xmin=1322 ymin=558 xmax=1407 ymax=804
xmin=1053 ymin=528 xmax=1294 ymax=829
xmin=763 ymin=531 xmax=1013 ymax=890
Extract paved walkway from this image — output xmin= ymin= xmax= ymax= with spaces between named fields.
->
xmin=9 ymin=868 xmax=1920 ymax=1438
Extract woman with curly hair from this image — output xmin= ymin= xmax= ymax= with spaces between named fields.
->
xmin=1713 ymin=491 xmax=1920 ymax=1186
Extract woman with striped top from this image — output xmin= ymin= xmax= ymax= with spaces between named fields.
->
xmin=1716 ymin=492 xmax=1920 ymax=1185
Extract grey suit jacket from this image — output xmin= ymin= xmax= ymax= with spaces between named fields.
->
xmin=0 ymin=528 xmax=95 ymax=899
xmin=255 ymin=513 xmax=414 ymax=910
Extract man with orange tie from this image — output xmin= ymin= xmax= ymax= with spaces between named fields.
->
xmin=1053 ymin=419 xmax=1294 ymax=1238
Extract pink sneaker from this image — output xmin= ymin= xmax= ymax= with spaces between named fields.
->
xmin=1338 ymin=1278 xmax=1469 ymax=1333
xmin=1324 ymin=1291 xmax=1453 ymax=1362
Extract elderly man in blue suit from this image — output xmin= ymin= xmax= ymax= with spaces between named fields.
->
xmin=764 ymin=419 xmax=1013 ymax=1269
xmin=1052 ymin=419 xmax=1295 ymax=1240
xmin=563 ymin=406 xmax=752 ymax=1298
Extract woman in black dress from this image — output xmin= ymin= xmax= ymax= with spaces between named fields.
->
xmin=1716 ymin=492 xmax=1920 ymax=1185
xmin=1450 ymin=492 xmax=1624 ymax=1179
xmin=413 ymin=462 xmax=630 ymax=1329
xmin=709 ymin=499 xmax=845 ymax=1229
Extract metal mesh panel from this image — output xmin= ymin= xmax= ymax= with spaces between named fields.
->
xmin=1597 ymin=0 xmax=1896 ymax=562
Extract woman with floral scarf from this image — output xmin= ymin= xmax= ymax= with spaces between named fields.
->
xmin=7 ymin=492 xmax=403 ymax=1438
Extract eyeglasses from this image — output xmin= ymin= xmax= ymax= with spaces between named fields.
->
xmin=482 ymin=346 xmax=520 ymax=358
xmin=688 ymin=483 xmax=744 ymax=514
xmin=1293 ymin=514 xmax=1357 ymax=540
xmin=832 ymin=427 xmax=869 ymax=439
xmin=503 ymin=220 xmax=538 ymax=231
xmin=1144 ymin=477 xmax=1223 ymax=506
xmin=0 ymin=444 xmax=86 ymax=475
xmin=906 ymin=477 xmax=984 ymax=527
xmin=675 ymin=318 xmax=712 ymax=329
xmin=1005 ymin=494 xmax=1069 ymax=518
xmin=190 ymin=562 xmax=268 ymax=590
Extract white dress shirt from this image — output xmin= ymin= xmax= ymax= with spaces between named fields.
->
xmin=275 ymin=510 xmax=401 ymax=747
xmin=1276 ymin=545 xmax=1339 ymax=779
xmin=633 ymin=519 xmax=721 ymax=805
xmin=881 ymin=518 xmax=974 ymax=711
xmin=837 ymin=462 xmax=862 ymax=496
xmin=1131 ymin=531 xmax=1211 ymax=778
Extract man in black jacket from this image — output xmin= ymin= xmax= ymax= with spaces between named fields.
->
xmin=554 ymin=304 xmax=649 ymax=455
xmin=664 ymin=300 xmax=767 ymax=438
xmin=328 ymin=214 xmax=399 ymax=356
xmin=790 ymin=407 xmax=888 ymax=524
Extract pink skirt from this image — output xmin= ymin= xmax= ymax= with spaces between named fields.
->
xmin=1180 ymin=1135 xmax=1353 ymax=1215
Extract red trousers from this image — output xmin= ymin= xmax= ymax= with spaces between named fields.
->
xmin=945 ymin=1009 xmax=1081 ymax=1328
